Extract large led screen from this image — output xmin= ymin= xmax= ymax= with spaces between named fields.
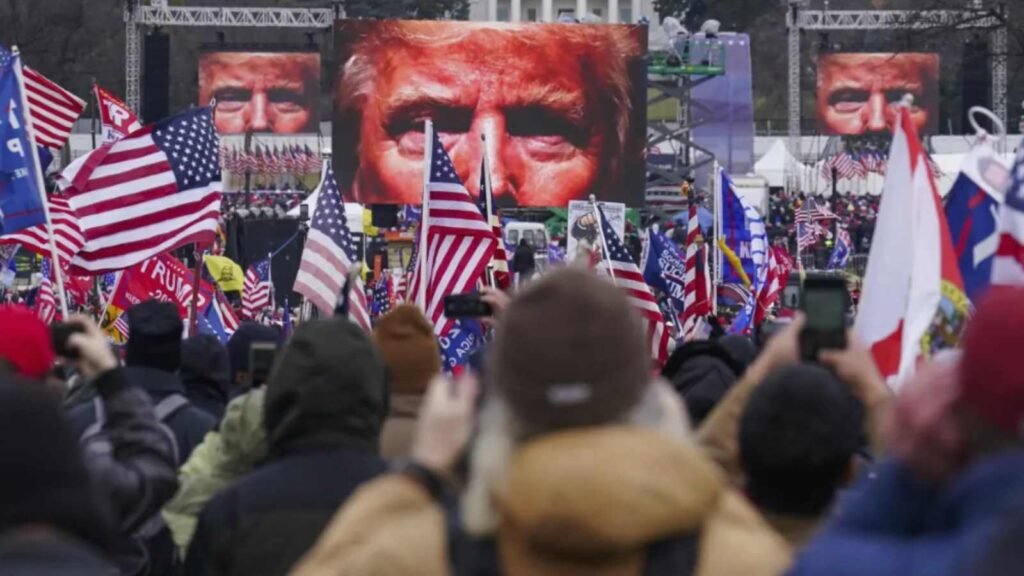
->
xmin=199 ymin=51 xmax=321 ymax=134
xmin=817 ymin=53 xmax=939 ymax=136
xmin=332 ymin=20 xmax=648 ymax=207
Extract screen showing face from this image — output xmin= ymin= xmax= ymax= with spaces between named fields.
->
xmin=816 ymin=53 xmax=939 ymax=136
xmin=199 ymin=51 xmax=321 ymax=134
xmin=332 ymin=20 xmax=648 ymax=207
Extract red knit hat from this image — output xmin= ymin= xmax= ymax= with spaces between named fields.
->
xmin=0 ymin=305 xmax=55 ymax=379
xmin=960 ymin=286 xmax=1024 ymax=436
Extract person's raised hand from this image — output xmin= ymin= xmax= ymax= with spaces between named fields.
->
xmin=757 ymin=313 xmax=805 ymax=372
xmin=479 ymin=287 xmax=510 ymax=329
xmin=65 ymin=316 xmax=118 ymax=380
xmin=411 ymin=372 xmax=480 ymax=477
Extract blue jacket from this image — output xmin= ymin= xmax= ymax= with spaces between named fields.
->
xmin=789 ymin=453 xmax=1024 ymax=576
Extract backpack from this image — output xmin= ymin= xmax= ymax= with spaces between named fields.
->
xmin=81 ymin=394 xmax=190 ymax=576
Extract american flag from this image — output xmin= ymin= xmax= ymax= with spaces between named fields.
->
xmin=241 ymin=258 xmax=272 ymax=320
xmin=213 ymin=289 xmax=240 ymax=333
xmin=0 ymin=195 xmax=84 ymax=266
xmin=293 ymin=163 xmax=371 ymax=331
xmin=112 ymin=312 xmax=130 ymax=339
xmin=371 ymin=274 xmax=393 ymax=320
xmin=596 ymin=204 xmax=669 ymax=365
xmin=680 ymin=195 xmax=710 ymax=339
xmin=22 ymin=66 xmax=85 ymax=150
xmin=991 ymin=139 xmax=1024 ymax=283
xmin=408 ymin=127 xmax=496 ymax=337
xmin=477 ymin=156 xmax=511 ymax=290
xmin=303 ymin=144 xmax=322 ymax=174
xmin=35 ymin=257 xmax=56 ymax=324
xmin=57 ymin=107 xmax=221 ymax=274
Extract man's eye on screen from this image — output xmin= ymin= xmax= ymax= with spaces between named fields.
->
xmin=214 ymin=88 xmax=250 ymax=112
xmin=387 ymin=110 xmax=471 ymax=155
xmin=506 ymin=108 xmax=585 ymax=154
xmin=828 ymin=89 xmax=869 ymax=113
xmin=268 ymin=89 xmax=305 ymax=113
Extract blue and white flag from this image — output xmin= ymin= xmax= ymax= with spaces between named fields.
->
xmin=199 ymin=300 xmax=231 ymax=344
xmin=0 ymin=244 xmax=17 ymax=286
xmin=945 ymin=142 xmax=1011 ymax=302
xmin=0 ymin=45 xmax=46 ymax=236
xmin=440 ymin=319 xmax=484 ymax=374
xmin=642 ymin=230 xmax=688 ymax=317
xmin=719 ymin=171 xmax=756 ymax=285
xmin=828 ymin=227 xmax=852 ymax=271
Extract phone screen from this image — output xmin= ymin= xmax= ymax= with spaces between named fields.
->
xmin=803 ymin=289 xmax=847 ymax=331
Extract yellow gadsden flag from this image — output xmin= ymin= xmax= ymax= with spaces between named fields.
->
xmin=204 ymin=256 xmax=245 ymax=293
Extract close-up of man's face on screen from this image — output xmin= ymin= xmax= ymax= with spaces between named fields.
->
xmin=332 ymin=20 xmax=648 ymax=207
xmin=817 ymin=53 xmax=939 ymax=136
xmin=199 ymin=52 xmax=320 ymax=134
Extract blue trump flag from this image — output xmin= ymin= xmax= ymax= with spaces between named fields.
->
xmin=642 ymin=231 xmax=687 ymax=317
xmin=719 ymin=171 xmax=756 ymax=285
xmin=0 ymin=45 xmax=46 ymax=236
xmin=944 ymin=143 xmax=1007 ymax=302
xmin=198 ymin=301 xmax=231 ymax=344
xmin=440 ymin=319 xmax=484 ymax=374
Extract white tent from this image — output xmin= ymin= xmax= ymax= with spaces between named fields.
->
xmin=754 ymin=139 xmax=809 ymax=188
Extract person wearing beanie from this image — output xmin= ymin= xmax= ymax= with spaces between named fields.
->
xmin=292 ymin=268 xmax=791 ymax=576
xmin=0 ymin=304 xmax=55 ymax=380
xmin=790 ymin=286 xmax=1024 ymax=576
xmin=68 ymin=300 xmax=217 ymax=465
xmin=185 ymin=317 xmax=389 ymax=576
xmin=374 ymin=304 xmax=442 ymax=459
xmin=181 ymin=335 xmax=233 ymax=421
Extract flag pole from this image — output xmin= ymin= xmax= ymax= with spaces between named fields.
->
xmin=188 ymin=246 xmax=204 ymax=336
xmin=417 ymin=121 xmax=433 ymax=309
xmin=590 ymin=195 xmax=616 ymax=284
xmin=267 ymin=251 xmax=274 ymax=313
xmin=711 ymin=163 xmax=720 ymax=315
xmin=480 ymin=133 xmax=496 ymax=288
xmin=90 ymin=78 xmax=98 ymax=149
xmin=12 ymin=46 xmax=68 ymax=318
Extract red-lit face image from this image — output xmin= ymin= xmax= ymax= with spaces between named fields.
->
xmin=199 ymin=52 xmax=320 ymax=134
xmin=333 ymin=21 xmax=647 ymax=207
xmin=817 ymin=53 xmax=939 ymax=135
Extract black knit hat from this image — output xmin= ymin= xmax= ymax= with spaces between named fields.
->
xmin=126 ymin=300 xmax=183 ymax=373
xmin=0 ymin=377 xmax=114 ymax=549
xmin=489 ymin=268 xmax=650 ymax=434
xmin=263 ymin=317 xmax=389 ymax=454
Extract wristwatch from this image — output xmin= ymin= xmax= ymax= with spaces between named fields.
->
xmin=392 ymin=458 xmax=445 ymax=501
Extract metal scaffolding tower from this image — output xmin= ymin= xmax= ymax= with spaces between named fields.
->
xmin=786 ymin=2 xmax=1009 ymax=160
xmin=123 ymin=1 xmax=335 ymax=113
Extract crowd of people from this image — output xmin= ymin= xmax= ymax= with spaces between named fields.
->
xmin=768 ymin=191 xmax=880 ymax=254
xmin=2 ymin=263 xmax=1024 ymax=575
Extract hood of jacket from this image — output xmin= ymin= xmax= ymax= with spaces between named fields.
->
xmin=263 ymin=318 xmax=389 ymax=456
xmin=495 ymin=427 xmax=725 ymax=574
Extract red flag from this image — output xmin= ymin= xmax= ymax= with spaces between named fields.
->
xmin=110 ymin=254 xmax=214 ymax=321
xmin=94 ymin=84 xmax=141 ymax=143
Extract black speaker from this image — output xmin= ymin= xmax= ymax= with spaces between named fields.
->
xmin=371 ymin=204 xmax=398 ymax=228
xmin=961 ymin=37 xmax=991 ymax=133
xmin=142 ymin=31 xmax=170 ymax=124
xmin=238 ymin=219 xmax=302 ymax=306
